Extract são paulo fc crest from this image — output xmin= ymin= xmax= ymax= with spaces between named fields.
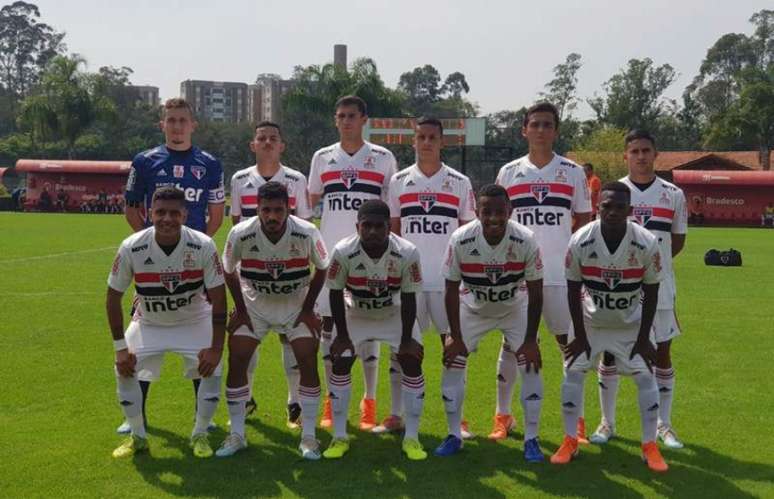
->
xmin=367 ymin=277 xmax=388 ymax=296
xmin=530 ymin=184 xmax=550 ymax=203
xmin=633 ymin=207 xmax=652 ymax=225
xmin=160 ymin=272 xmax=182 ymax=293
xmin=602 ymin=270 xmax=622 ymax=290
xmin=419 ymin=193 xmax=437 ymax=212
xmin=191 ymin=165 xmax=206 ymax=180
xmin=341 ymin=167 xmax=358 ymax=189
xmin=484 ymin=264 xmax=505 ymax=284
xmin=266 ymin=261 xmax=285 ymax=280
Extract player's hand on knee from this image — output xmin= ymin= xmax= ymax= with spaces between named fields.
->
xmin=563 ymin=337 xmax=591 ymax=369
xmin=630 ymin=338 xmax=656 ymax=373
xmin=115 ymin=350 xmax=136 ymax=377
xmin=294 ymin=307 xmax=321 ymax=339
xmin=442 ymin=336 xmax=468 ymax=368
xmin=330 ymin=336 xmax=355 ymax=362
xmin=197 ymin=347 xmax=223 ymax=377
xmin=516 ymin=339 xmax=542 ymax=373
xmin=227 ymin=309 xmax=253 ymax=334
xmin=398 ymin=339 xmax=424 ymax=362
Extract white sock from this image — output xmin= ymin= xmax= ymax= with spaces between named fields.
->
xmin=655 ymin=367 xmax=676 ymax=428
xmin=389 ymin=353 xmax=403 ymax=417
xmin=401 ymin=374 xmax=425 ymax=440
xmin=561 ymin=370 xmax=585 ymax=438
xmin=496 ymin=342 xmax=518 ymax=416
xmin=226 ymin=384 xmax=250 ymax=438
xmin=359 ymin=341 xmax=379 ymax=400
xmin=634 ymin=371 xmax=659 ymax=442
xmin=322 ymin=341 xmax=333 ymax=390
xmin=598 ymin=363 xmax=619 ymax=427
xmin=518 ymin=365 xmax=543 ymax=441
xmin=193 ymin=376 xmax=221 ymax=436
xmin=246 ymin=346 xmax=259 ymax=399
xmin=441 ymin=357 xmax=466 ymax=439
xmin=298 ymin=384 xmax=321 ymax=439
xmin=282 ymin=341 xmax=300 ymax=405
xmin=117 ymin=375 xmax=146 ymax=438
xmin=329 ymin=373 xmax=352 ymax=439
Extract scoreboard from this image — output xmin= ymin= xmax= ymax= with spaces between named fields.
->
xmin=364 ymin=117 xmax=486 ymax=147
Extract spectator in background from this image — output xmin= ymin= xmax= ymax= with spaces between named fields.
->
xmin=39 ymin=187 xmax=52 ymax=211
xmin=97 ymin=188 xmax=108 ymax=213
xmin=584 ymin=163 xmax=601 ymax=219
xmin=762 ymin=202 xmax=774 ymax=228
xmin=56 ymin=189 xmax=69 ymax=212
xmin=688 ymin=195 xmax=705 ymax=225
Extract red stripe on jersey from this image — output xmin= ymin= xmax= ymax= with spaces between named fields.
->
xmin=506 ymin=183 xmax=574 ymax=197
xmin=241 ymin=258 xmax=310 ymax=270
xmin=459 ymin=262 xmax=526 ymax=273
xmin=240 ymin=195 xmax=297 ymax=207
xmin=398 ymin=192 xmax=460 ymax=206
xmin=346 ymin=276 xmax=402 ymax=286
xmin=320 ymin=170 xmax=385 ymax=184
xmin=580 ymin=266 xmax=644 ymax=279
xmin=135 ymin=269 xmax=204 ymax=283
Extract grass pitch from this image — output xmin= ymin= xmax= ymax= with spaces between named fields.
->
xmin=0 ymin=212 xmax=772 ymax=498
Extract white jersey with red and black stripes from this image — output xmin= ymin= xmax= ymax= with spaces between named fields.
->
xmin=327 ymin=233 xmax=423 ymax=320
xmin=108 ymin=227 xmax=224 ymax=327
xmin=496 ymin=153 xmax=591 ymax=285
xmin=443 ymin=219 xmax=543 ymax=317
xmin=389 ymin=163 xmax=476 ymax=291
xmin=565 ymin=220 xmax=663 ymax=329
xmin=223 ymin=215 xmax=330 ymax=325
xmin=308 ymin=141 xmax=397 ymax=249
xmin=620 ymin=176 xmax=687 ymax=310
xmin=230 ymin=165 xmax=312 ymax=221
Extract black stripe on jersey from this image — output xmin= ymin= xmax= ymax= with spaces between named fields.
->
xmin=462 ymin=273 xmax=524 ymax=287
xmin=644 ymin=221 xmax=672 ymax=232
xmin=511 ymin=197 xmax=572 ymax=210
xmin=347 ymin=286 xmax=401 ymax=298
xmin=582 ymin=280 xmax=641 ymax=293
xmin=240 ymin=269 xmax=311 ymax=282
xmin=400 ymin=206 xmax=459 ymax=218
xmin=241 ymin=208 xmax=257 ymax=217
xmin=135 ymin=280 xmax=203 ymax=296
xmin=324 ymin=183 xmax=382 ymax=196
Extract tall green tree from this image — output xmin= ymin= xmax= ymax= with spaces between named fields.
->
xmin=541 ymin=53 xmax=582 ymax=121
xmin=398 ymin=65 xmax=477 ymax=118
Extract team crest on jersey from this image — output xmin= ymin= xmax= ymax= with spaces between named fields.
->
xmin=367 ymin=277 xmax=388 ymax=296
xmin=341 ymin=167 xmax=358 ymax=189
xmin=484 ymin=263 xmax=504 ymax=284
xmin=633 ymin=207 xmax=652 ymax=225
xmin=364 ymin=156 xmax=376 ymax=169
xmin=191 ymin=165 xmax=206 ymax=180
xmin=174 ymin=165 xmax=185 ymax=178
xmin=160 ymin=273 xmax=182 ymax=293
xmin=531 ymin=184 xmax=550 ymax=203
xmin=602 ymin=270 xmax=622 ymax=290
xmin=183 ymin=251 xmax=196 ymax=269
xmin=555 ymin=169 xmax=568 ymax=183
xmin=266 ymin=261 xmax=285 ymax=280
xmin=419 ymin=192 xmax=437 ymax=212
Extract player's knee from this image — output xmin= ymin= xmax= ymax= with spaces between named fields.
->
xmin=555 ymin=334 xmax=568 ymax=346
xmin=331 ymin=357 xmax=355 ymax=376
xmin=322 ymin=316 xmax=334 ymax=332
xmin=397 ymin=356 xmax=421 ymax=378
xmin=602 ymin=351 xmax=616 ymax=366
xmin=633 ymin=371 xmax=657 ymax=391
xmin=655 ymin=341 xmax=672 ymax=367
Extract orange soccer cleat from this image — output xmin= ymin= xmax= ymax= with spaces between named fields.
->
xmin=488 ymin=414 xmax=516 ymax=441
xmin=359 ymin=398 xmax=377 ymax=431
xmin=642 ymin=441 xmax=669 ymax=472
xmin=550 ymin=435 xmax=579 ymax=465
xmin=320 ymin=396 xmax=333 ymax=429
xmin=577 ymin=417 xmax=590 ymax=444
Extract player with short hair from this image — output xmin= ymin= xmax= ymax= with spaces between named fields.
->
xmin=107 ymin=186 xmax=226 ymax=458
xmin=382 ymin=116 xmax=476 ymax=436
xmin=590 ymin=130 xmax=688 ymax=449
xmin=308 ymin=95 xmax=397 ymax=431
xmin=323 ymin=200 xmax=427 ymax=460
xmin=117 ymin=97 xmax=226 ymax=435
xmin=494 ymin=102 xmax=592 ymax=442
xmin=551 ymin=181 xmax=668 ymax=472
xmin=438 ymin=184 xmax=545 ymax=460
xmin=229 ymin=121 xmax=313 ymax=428
xmin=217 ymin=182 xmax=329 ymax=459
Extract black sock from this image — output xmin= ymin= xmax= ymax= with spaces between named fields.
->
xmin=139 ymin=380 xmax=150 ymax=427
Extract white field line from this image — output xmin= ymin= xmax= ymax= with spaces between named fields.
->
xmin=0 ymin=246 xmax=116 ymax=264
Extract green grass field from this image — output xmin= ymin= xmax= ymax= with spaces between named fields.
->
xmin=1 ymin=212 xmax=773 ymax=498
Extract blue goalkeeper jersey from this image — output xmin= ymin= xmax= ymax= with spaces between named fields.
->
xmin=125 ymin=145 xmax=226 ymax=233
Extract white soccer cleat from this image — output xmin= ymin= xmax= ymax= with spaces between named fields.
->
xmin=215 ymin=433 xmax=248 ymax=457
xmin=590 ymin=423 xmax=615 ymax=444
xmin=299 ymin=437 xmax=322 ymax=460
xmin=658 ymin=425 xmax=684 ymax=449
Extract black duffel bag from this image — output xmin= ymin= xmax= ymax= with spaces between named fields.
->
xmin=704 ymin=248 xmax=742 ymax=266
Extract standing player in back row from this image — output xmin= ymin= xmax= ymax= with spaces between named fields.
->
xmin=385 ymin=117 xmax=476 ymax=437
xmin=308 ymin=95 xmax=397 ymax=431
xmin=230 ymin=121 xmax=313 ymax=428
xmin=494 ymin=102 xmax=591 ymax=441
xmin=590 ymin=130 xmax=687 ymax=449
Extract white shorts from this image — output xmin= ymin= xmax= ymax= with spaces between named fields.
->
xmin=565 ymin=326 xmax=652 ymax=374
xmin=124 ymin=320 xmax=223 ymax=382
xmin=461 ymin=301 xmax=527 ymax=353
xmin=652 ymin=309 xmax=681 ymax=343
xmin=345 ymin=312 xmax=423 ymax=353
xmin=416 ymin=290 xmax=448 ymax=334
xmin=542 ymin=285 xmax=571 ymax=336
xmin=233 ymin=311 xmax=315 ymax=343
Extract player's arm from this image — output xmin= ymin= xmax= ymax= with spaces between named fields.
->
xmin=329 ymin=289 xmax=353 ymax=359
xmin=206 ymin=202 xmax=225 ymax=237
xmin=124 ymin=161 xmax=148 ymax=232
xmin=573 ymin=212 xmax=592 ymax=232
xmin=230 ymin=174 xmax=241 ymax=225
xmin=572 ymin=169 xmax=593 ymax=231
xmin=205 ymin=162 xmax=226 ymax=236
xmin=308 ymin=154 xmax=323 ymax=208
xmin=106 ymin=287 xmax=135 ymax=377
xmin=565 ymin=279 xmax=590 ymax=367
xmin=631 ymin=243 xmax=662 ymax=370
xmin=671 ymin=234 xmax=686 ymax=258
xmin=443 ymin=278 xmax=467 ymax=366
xmin=221 ymin=230 xmax=252 ymax=333
xmin=516 ymin=279 xmax=543 ymax=373
xmin=390 ymin=218 xmax=401 ymax=235
xmin=459 ymin=178 xmax=476 ymax=226
xmin=671 ymin=190 xmax=688 ymax=257
xmin=199 ymin=283 xmax=226 ymax=377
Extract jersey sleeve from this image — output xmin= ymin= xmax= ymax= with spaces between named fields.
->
xmin=308 ymin=153 xmax=323 ymax=196
xmin=107 ymin=244 xmax=134 ymax=292
xmin=382 ymin=152 xmax=398 ymax=202
xmin=229 ymin=174 xmax=242 ymax=218
xmin=564 ymin=238 xmax=583 ymax=282
xmin=495 ymin=165 xmax=506 ymax=186
xmin=309 ymin=227 xmax=330 ymax=270
xmin=388 ymin=175 xmax=401 ymax=218
xmin=203 ymin=238 xmax=226 ymax=288
xmin=523 ymin=236 xmax=544 ymax=282
xmin=442 ymin=236 xmax=462 ymax=282
xmin=460 ymin=177 xmax=476 ymax=221
xmin=222 ymin=226 xmax=242 ymax=274
xmin=294 ymin=174 xmax=313 ymax=219
xmin=326 ymin=247 xmax=349 ymax=291
xmin=207 ymin=159 xmax=226 ymax=204
xmin=672 ymin=189 xmax=688 ymax=235
xmin=124 ymin=155 xmax=147 ymax=204
xmin=401 ymin=247 xmax=423 ymax=293
xmin=643 ymin=240 xmax=663 ymax=285
xmin=572 ymin=168 xmax=592 ymax=214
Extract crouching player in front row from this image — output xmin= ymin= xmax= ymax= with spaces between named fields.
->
xmin=107 ymin=186 xmax=226 ymax=458
xmin=552 ymin=181 xmax=668 ymax=472
xmin=440 ymin=184 xmax=545 ymax=461
xmin=325 ymin=200 xmax=427 ymax=460
xmin=218 ymin=182 xmax=329 ymax=459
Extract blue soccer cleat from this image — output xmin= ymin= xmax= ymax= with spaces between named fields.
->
xmin=524 ymin=437 xmax=545 ymax=463
xmin=434 ymin=435 xmax=463 ymax=457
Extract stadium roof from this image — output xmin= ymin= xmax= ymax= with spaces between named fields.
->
xmin=15 ymin=159 xmax=131 ymax=174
